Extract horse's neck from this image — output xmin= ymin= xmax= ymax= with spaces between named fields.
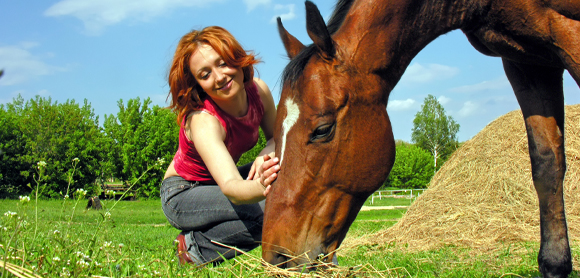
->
xmin=334 ymin=0 xmax=482 ymax=88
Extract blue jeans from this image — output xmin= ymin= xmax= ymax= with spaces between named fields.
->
xmin=160 ymin=164 xmax=265 ymax=264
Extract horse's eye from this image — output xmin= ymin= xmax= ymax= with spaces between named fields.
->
xmin=310 ymin=123 xmax=335 ymax=142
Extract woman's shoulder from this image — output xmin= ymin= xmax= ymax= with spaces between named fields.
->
xmin=252 ymin=77 xmax=272 ymax=98
xmin=185 ymin=110 xmax=226 ymax=140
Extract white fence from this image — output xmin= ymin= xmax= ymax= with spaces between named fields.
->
xmin=369 ymin=189 xmax=426 ymax=204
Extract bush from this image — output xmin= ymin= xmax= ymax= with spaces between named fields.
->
xmin=0 ymin=95 xmax=105 ymax=198
xmin=383 ymin=143 xmax=435 ymax=189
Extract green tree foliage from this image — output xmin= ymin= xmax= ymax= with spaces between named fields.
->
xmin=236 ymin=128 xmax=267 ymax=167
xmin=0 ymin=95 xmax=105 ymax=198
xmin=103 ymin=98 xmax=178 ymax=198
xmin=383 ymin=142 xmax=435 ymax=189
xmin=411 ymin=95 xmax=460 ymax=171
xmin=0 ymin=102 xmax=28 ymax=198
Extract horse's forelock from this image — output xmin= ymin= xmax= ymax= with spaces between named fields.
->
xmin=281 ymin=45 xmax=318 ymax=86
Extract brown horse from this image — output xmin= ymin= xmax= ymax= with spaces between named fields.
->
xmin=262 ymin=0 xmax=579 ymax=277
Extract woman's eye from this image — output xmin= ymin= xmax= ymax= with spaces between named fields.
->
xmin=200 ymin=72 xmax=210 ymax=79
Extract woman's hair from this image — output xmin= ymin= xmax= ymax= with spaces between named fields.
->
xmin=167 ymin=26 xmax=260 ymax=124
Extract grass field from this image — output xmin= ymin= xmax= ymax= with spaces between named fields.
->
xmin=1 ymin=196 xmax=578 ymax=277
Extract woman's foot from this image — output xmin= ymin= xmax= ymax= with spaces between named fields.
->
xmin=176 ymin=233 xmax=195 ymax=265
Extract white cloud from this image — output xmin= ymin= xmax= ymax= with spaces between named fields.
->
xmin=438 ymin=95 xmax=451 ymax=105
xmin=44 ymin=0 xmax=221 ymax=35
xmin=270 ymin=4 xmax=295 ymax=23
xmin=0 ymin=43 xmax=66 ymax=86
xmin=387 ymin=98 xmax=416 ymax=111
xmin=449 ymin=76 xmax=510 ymax=93
xmin=243 ymin=0 xmax=270 ymax=11
xmin=399 ymin=63 xmax=459 ymax=84
xmin=458 ymin=101 xmax=479 ymax=117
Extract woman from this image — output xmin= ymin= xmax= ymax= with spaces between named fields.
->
xmin=161 ymin=26 xmax=279 ymax=265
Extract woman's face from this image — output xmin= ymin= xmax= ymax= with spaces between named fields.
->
xmin=189 ymin=43 xmax=244 ymax=102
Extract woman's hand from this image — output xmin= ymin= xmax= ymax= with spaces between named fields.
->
xmin=247 ymin=153 xmax=280 ymax=196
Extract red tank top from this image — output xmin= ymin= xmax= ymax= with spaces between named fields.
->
xmin=172 ymin=81 xmax=264 ymax=184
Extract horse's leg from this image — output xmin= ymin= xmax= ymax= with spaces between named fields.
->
xmin=503 ymin=59 xmax=572 ymax=278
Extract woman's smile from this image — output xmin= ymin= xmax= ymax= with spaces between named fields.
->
xmin=217 ymin=79 xmax=233 ymax=91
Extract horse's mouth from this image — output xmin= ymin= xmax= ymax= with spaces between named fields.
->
xmin=265 ymin=248 xmax=337 ymax=270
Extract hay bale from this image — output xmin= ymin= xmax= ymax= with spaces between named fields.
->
xmin=366 ymin=104 xmax=580 ymax=251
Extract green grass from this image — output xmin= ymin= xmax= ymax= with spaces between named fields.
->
xmin=363 ymin=196 xmax=415 ymax=207
xmin=1 ymin=197 xmax=579 ymax=277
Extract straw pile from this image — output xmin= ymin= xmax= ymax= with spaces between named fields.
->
xmin=365 ymin=104 xmax=580 ymax=251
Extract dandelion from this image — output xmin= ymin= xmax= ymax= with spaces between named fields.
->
xmin=19 ymin=195 xmax=31 ymax=203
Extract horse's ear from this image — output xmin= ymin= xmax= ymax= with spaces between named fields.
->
xmin=278 ymin=17 xmax=305 ymax=59
xmin=305 ymin=1 xmax=335 ymax=58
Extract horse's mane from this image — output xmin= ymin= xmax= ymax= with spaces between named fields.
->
xmin=281 ymin=0 xmax=355 ymax=85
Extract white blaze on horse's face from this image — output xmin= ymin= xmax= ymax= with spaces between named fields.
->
xmin=280 ymin=98 xmax=300 ymax=166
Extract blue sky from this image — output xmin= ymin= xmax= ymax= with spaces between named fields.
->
xmin=1 ymin=0 xmax=579 ymax=142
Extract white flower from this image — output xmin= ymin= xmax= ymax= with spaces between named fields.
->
xmin=118 ymin=243 xmax=124 ymax=248
xmin=76 ymin=259 xmax=89 ymax=267
xmin=4 ymin=211 xmax=16 ymax=218
xmin=103 ymin=241 xmax=112 ymax=248
xmin=64 ymin=195 xmax=69 ymax=199
xmin=76 ymin=189 xmax=87 ymax=196
xmin=156 ymin=157 xmax=166 ymax=166
xmin=104 ymin=212 xmax=111 ymax=218
xmin=60 ymin=267 xmax=70 ymax=277
xmin=19 ymin=196 xmax=31 ymax=203
xmin=54 ymin=230 xmax=61 ymax=235
xmin=73 ymin=157 xmax=80 ymax=163
xmin=138 ymin=264 xmax=145 ymax=271
xmin=53 ymin=256 xmax=61 ymax=261
xmin=37 ymin=161 xmax=47 ymax=168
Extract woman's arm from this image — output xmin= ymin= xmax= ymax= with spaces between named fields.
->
xmin=187 ymin=112 xmax=279 ymax=205
xmin=247 ymin=78 xmax=279 ymax=180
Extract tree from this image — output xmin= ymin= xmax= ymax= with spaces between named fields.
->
xmin=1 ymin=95 xmax=106 ymax=198
xmin=411 ymin=95 xmax=459 ymax=171
xmin=103 ymin=98 xmax=178 ymax=198
xmin=383 ymin=142 xmax=435 ymax=189
xmin=0 ymin=101 xmax=28 ymax=198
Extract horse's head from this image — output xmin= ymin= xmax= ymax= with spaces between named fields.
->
xmin=262 ymin=1 xmax=396 ymax=268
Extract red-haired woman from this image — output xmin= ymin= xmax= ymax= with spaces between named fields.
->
xmin=161 ymin=26 xmax=279 ymax=265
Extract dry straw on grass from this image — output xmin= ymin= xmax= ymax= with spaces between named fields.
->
xmin=356 ymin=104 xmax=580 ymax=252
